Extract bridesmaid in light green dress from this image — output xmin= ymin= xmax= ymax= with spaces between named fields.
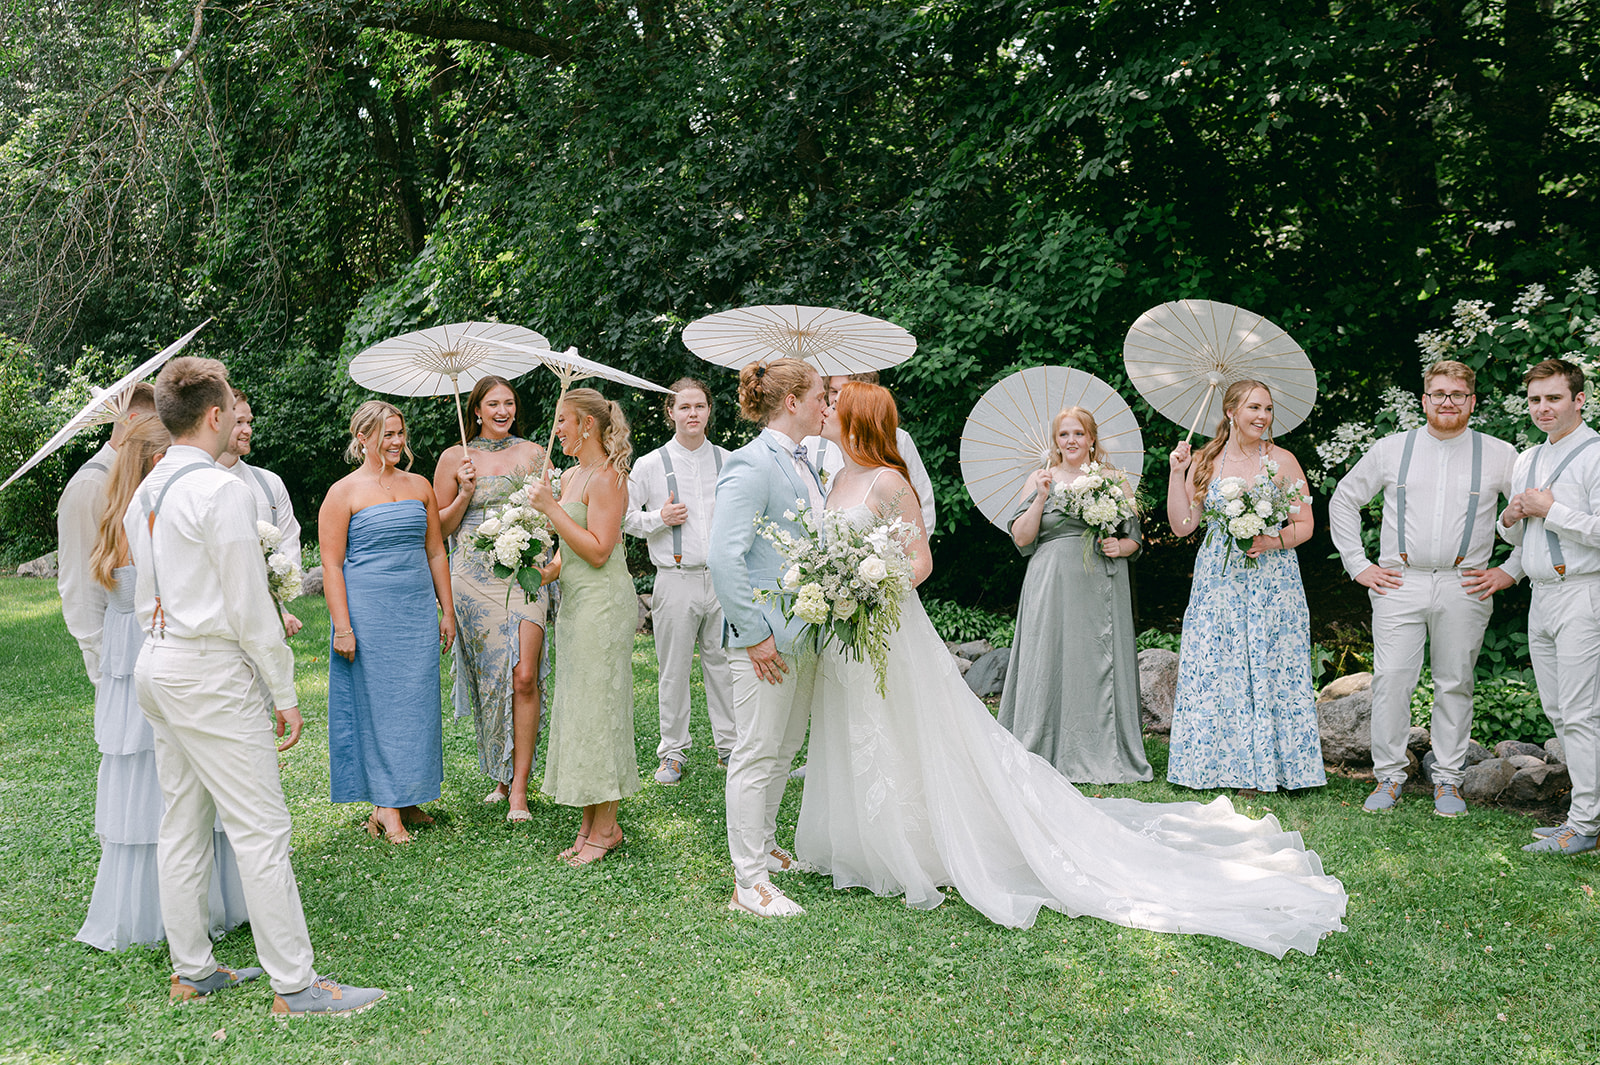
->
xmin=528 ymin=387 xmax=639 ymax=867
xmin=997 ymin=406 xmax=1151 ymax=784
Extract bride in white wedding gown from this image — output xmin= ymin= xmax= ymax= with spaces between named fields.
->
xmin=794 ymin=383 xmax=1347 ymax=958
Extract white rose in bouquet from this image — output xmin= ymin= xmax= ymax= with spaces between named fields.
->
xmin=1254 ymin=499 xmax=1274 ymax=519
xmin=857 ymin=556 xmax=889 ymax=584
xmin=257 ymin=521 xmax=283 ymax=551
xmin=795 ymin=584 xmax=830 ymax=625
xmin=833 ymin=597 xmax=858 ymax=620
xmin=1224 ymin=499 xmax=1246 ymax=518
xmin=478 ymin=516 xmax=503 ymax=538
xmin=783 ymin=565 xmax=803 ymax=590
xmin=1217 ymin=477 xmax=1248 ymax=501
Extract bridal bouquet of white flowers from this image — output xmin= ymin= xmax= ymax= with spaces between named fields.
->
xmin=754 ymin=499 xmax=918 ymax=695
xmin=1202 ymin=459 xmax=1308 ymax=570
xmin=471 ymin=480 xmax=555 ymax=602
xmin=257 ymin=521 xmax=303 ymax=630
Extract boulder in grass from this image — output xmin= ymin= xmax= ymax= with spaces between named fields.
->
xmin=1317 ymin=686 xmax=1373 ymax=767
xmin=952 ymin=654 xmax=973 ymax=676
xmin=1461 ymin=758 xmax=1518 ymax=801
xmin=1407 ymin=727 xmax=1432 ymax=755
xmin=964 ymin=647 xmax=1011 ymax=697
xmin=1545 ymin=737 xmax=1566 ymax=765
xmin=1504 ymin=763 xmax=1571 ymax=804
xmin=1464 ymin=740 xmax=1494 ymax=767
xmin=16 ymin=551 xmax=56 ymax=578
xmin=1494 ymin=739 xmax=1547 ymax=761
xmin=1317 ymin=672 xmax=1373 ymax=702
xmin=1137 ymin=649 xmax=1179 ymax=736
xmin=301 ymin=566 xmax=324 ymax=597
xmin=955 ymin=639 xmax=995 ymax=660
xmin=1507 ymin=754 xmax=1546 ymax=770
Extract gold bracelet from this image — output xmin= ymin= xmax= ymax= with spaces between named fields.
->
xmin=334 ymin=629 xmax=354 ymax=637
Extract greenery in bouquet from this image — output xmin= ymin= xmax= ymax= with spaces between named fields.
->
xmin=256 ymin=520 xmax=302 ymax=631
xmin=471 ymin=480 xmax=555 ymax=603
xmin=755 ymin=499 xmax=918 ymax=696
xmin=1201 ymin=459 xmax=1308 ymax=571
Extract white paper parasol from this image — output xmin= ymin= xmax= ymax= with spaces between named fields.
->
xmin=959 ymin=366 xmax=1145 ymax=531
xmin=1123 ymin=299 xmax=1317 ymax=440
xmin=682 ymin=304 xmax=916 ymax=376
xmin=475 ymin=336 xmax=673 ymax=474
xmin=347 ymin=321 xmax=552 ymax=449
xmin=0 ymin=319 xmax=210 ymax=493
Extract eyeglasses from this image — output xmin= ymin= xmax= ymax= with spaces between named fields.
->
xmin=1424 ymin=391 xmax=1474 ymax=404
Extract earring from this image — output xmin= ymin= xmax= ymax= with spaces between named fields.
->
xmin=361 ymin=445 xmax=367 ymax=455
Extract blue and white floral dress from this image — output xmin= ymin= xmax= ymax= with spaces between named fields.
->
xmin=1167 ymin=478 xmax=1325 ymax=791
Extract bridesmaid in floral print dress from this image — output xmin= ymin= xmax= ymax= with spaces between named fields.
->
xmin=1164 ymin=380 xmax=1325 ymax=793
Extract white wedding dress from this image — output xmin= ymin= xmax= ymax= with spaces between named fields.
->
xmin=794 ymin=503 xmax=1348 ymax=958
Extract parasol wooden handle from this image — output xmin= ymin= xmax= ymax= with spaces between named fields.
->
xmin=451 ymin=375 xmax=470 ymax=451
xmin=1183 ymin=381 xmax=1220 ymax=444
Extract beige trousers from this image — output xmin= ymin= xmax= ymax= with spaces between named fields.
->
xmin=651 ymin=568 xmax=737 ymax=762
xmin=724 ymin=649 xmax=816 ymax=888
xmin=1528 ymin=577 xmax=1600 ymax=836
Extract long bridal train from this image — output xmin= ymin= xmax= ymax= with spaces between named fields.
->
xmin=795 ymin=592 xmax=1348 ymax=959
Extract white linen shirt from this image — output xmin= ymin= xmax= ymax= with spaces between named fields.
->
xmin=56 ymin=440 xmax=116 ymax=682
xmin=1328 ymin=427 xmax=1522 ymax=578
xmin=1499 ymin=422 xmax=1600 ymax=581
xmin=802 ymin=429 xmax=937 ymax=533
xmin=765 ymin=428 xmax=826 ymax=512
xmin=624 ymin=438 xmax=727 ymax=568
xmin=124 ymin=445 xmax=297 ymax=709
xmin=224 ymin=458 xmax=301 ymax=564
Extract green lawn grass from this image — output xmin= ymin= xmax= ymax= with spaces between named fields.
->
xmin=2 ymin=576 xmax=1598 ymax=1064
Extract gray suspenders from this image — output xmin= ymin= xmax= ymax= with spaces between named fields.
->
xmin=81 ymin=459 xmax=109 ymax=475
xmin=244 ymin=463 xmax=278 ymax=526
xmin=658 ymin=445 xmax=724 ymax=564
xmin=138 ymin=462 xmax=214 ymax=636
xmin=1525 ymin=436 xmax=1600 ymax=577
xmin=1395 ymin=428 xmax=1484 ymax=567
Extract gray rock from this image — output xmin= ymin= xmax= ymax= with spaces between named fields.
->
xmin=301 ymin=565 xmax=324 ymax=597
xmin=1317 ymin=686 xmax=1373 ymax=767
xmin=964 ymin=647 xmax=1011 ymax=697
xmin=1464 ymin=740 xmax=1493 ymax=767
xmin=16 ymin=551 xmax=56 ymax=578
xmin=1494 ymin=739 xmax=1547 ymax=761
xmin=955 ymin=639 xmax=995 ymax=660
xmin=1545 ymin=737 xmax=1567 ymax=765
xmin=1503 ymin=763 xmax=1571 ymax=804
xmin=1137 ymin=648 xmax=1179 ymax=736
xmin=637 ymin=595 xmax=652 ymax=634
xmin=1317 ymin=671 xmax=1373 ymax=702
xmin=1407 ymin=727 xmax=1432 ymax=755
xmin=1508 ymin=754 xmax=1546 ymax=770
xmin=1461 ymin=758 xmax=1518 ymax=801
xmin=1421 ymin=750 xmax=1436 ymax=783
xmin=952 ymin=654 xmax=973 ymax=676
xmin=639 ymin=593 xmax=653 ymax=611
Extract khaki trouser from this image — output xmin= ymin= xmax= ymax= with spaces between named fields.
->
xmin=651 ymin=568 xmax=737 ymax=763
xmin=1528 ymin=577 xmax=1600 ymax=836
xmin=724 ymin=649 xmax=816 ymax=888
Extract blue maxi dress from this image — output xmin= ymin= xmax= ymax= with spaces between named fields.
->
xmin=329 ymin=500 xmax=445 ymax=808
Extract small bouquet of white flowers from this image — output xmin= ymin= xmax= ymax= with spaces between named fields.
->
xmin=1202 ymin=459 xmax=1308 ymax=570
xmin=754 ymin=498 xmax=918 ymax=695
xmin=257 ymin=521 xmax=303 ymax=631
xmin=471 ymin=480 xmax=555 ymax=602
xmin=1055 ymin=462 xmax=1138 ymax=568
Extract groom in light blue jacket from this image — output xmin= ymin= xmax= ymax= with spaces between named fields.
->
xmin=709 ymin=359 xmax=828 ymax=918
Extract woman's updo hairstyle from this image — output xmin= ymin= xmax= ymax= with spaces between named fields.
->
xmin=345 ymin=399 xmax=414 ymax=469
xmin=466 ymin=375 xmax=520 ymax=437
xmin=563 ymin=387 xmax=633 ymax=476
xmin=737 ymin=358 xmax=817 ymax=425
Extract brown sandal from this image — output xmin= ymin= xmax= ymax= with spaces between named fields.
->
xmin=563 ymin=834 xmax=623 ymax=868
xmin=365 ymin=814 xmax=413 ymax=845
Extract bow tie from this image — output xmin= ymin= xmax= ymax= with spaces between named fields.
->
xmin=792 ymin=444 xmax=809 ymax=463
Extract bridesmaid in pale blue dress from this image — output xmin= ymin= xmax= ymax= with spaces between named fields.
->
xmin=77 ymin=417 xmax=248 ymax=950
xmin=1164 ymin=380 xmax=1325 ymax=793
xmin=320 ymin=401 xmax=456 ymax=844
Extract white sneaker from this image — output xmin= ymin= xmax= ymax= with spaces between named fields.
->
xmin=766 ymin=846 xmax=815 ymax=874
xmin=729 ymin=880 xmax=806 ymax=918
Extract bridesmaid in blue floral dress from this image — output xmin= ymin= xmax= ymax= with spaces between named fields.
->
xmin=1164 ymin=380 xmax=1325 ymax=793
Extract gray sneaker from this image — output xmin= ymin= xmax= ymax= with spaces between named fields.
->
xmin=1362 ymin=780 xmax=1402 ymax=812
xmin=654 ymin=757 xmax=684 ymax=785
xmin=170 ymin=965 xmax=265 ymax=1003
xmin=1522 ymin=826 xmax=1600 ymax=855
xmin=788 ymin=763 xmax=807 ymax=782
xmin=1433 ymin=783 xmax=1467 ymax=818
xmin=271 ymin=976 xmax=386 ymax=1017
xmin=1532 ymin=824 xmax=1564 ymax=839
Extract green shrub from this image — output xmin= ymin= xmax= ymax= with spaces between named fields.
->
xmin=921 ymin=597 xmax=1014 ymax=646
xmin=1136 ymin=628 xmax=1181 ymax=653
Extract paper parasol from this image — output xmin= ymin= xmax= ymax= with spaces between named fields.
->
xmin=0 ymin=319 xmax=210 ymax=493
xmin=682 ymin=304 xmax=915 ymax=376
xmin=959 ymin=366 xmax=1145 ymax=531
xmin=1123 ymin=299 xmax=1316 ymax=440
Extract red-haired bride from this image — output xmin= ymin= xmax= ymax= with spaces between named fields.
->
xmin=792 ymin=383 xmax=1347 ymax=957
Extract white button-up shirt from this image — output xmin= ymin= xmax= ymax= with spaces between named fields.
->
xmin=56 ymin=441 xmax=116 ymax=681
xmin=124 ymin=444 xmax=296 ymax=708
xmin=1499 ymin=422 xmax=1600 ymax=581
xmin=802 ymin=429 xmax=937 ymax=533
xmin=624 ymin=437 xmax=727 ymax=568
xmin=223 ymin=458 xmax=301 ymax=564
xmin=1329 ymin=427 xmax=1522 ymax=578
xmin=764 ymin=428 xmax=826 ymax=512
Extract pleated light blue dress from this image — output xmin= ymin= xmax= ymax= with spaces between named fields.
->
xmin=329 ymin=500 xmax=445 ymax=808
xmin=77 ymin=566 xmax=250 ymax=951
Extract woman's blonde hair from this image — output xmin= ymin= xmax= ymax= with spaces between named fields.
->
xmin=563 ymin=387 xmax=632 ymax=476
xmin=1047 ymin=406 xmax=1111 ymax=468
xmin=91 ymin=417 xmax=172 ymax=589
xmin=345 ymin=400 xmax=414 ymax=469
xmin=736 ymin=358 xmax=817 ymax=425
xmin=1193 ymin=379 xmax=1272 ymax=498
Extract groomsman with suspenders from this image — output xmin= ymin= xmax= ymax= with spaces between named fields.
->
xmin=625 ymin=378 xmax=737 ymax=785
xmin=1499 ymin=358 xmax=1600 ymax=854
xmin=1329 ymin=360 xmax=1521 ymax=817
xmin=217 ymin=389 xmax=304 ymax=635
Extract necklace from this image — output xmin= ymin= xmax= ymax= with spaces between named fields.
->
xmin=374 ymin=466 xmax=397 ymax=497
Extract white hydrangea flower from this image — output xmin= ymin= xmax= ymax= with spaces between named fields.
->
xmin=257 ymin=521 xmax=283 ymax=551
xmin=1512 ymin=283 xmax=1550 ymax=315
xmin=1572 ymin=267 xmax=1598 ymax=296
xmin=795 ymin=584 xmax=830 ymax=625
xmin=1228 ymin=514 xmax=1266 ymax=539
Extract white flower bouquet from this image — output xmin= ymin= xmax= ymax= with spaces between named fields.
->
xmin=754 ymin=498 xmax=918 ymax=695
xmin=1056 ymin=463 xmax=1138 ymax=564
xmin=257 ymin=520 xmax=303 ymax=631
xmin=471 ymin=480 xmax=555 ymax=602
xmin=1202 ymin=459 xmax=1308 ymax=570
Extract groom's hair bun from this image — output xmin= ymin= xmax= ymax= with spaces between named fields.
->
xmin=738 ymin=358 xmax=815 ymax=425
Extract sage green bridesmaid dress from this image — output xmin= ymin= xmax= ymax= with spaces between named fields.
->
xmin=540 ymin=499 xmax=641 ymax=806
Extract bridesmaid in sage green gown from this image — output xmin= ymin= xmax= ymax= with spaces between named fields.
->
xmin=529 ymin=387 xmax=640 ymax=867
xmin=997 ymin=406 xmax=1152 ymax=784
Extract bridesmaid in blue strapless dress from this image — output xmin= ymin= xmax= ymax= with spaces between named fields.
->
xmin=320 ymin=401 xmax=456 ymax=844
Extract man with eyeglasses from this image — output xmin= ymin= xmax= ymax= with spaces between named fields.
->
xmin=1330 ymin=360 xmax=1521 ymax=817
xmin=1499 ymin=358 xmax=1600 ymax=854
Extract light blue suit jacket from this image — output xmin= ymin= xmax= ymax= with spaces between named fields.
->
xmin=709 ymin=431 xmax=824 ymax=654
